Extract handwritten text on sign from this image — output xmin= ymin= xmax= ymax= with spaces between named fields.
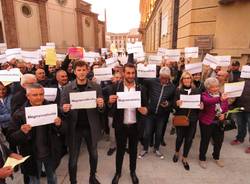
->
xmin=70 ymin=91 xmax=97 ymax=109
xmin=25 ymin=104 xmax=58 ymax=127
xmin=117 ymin=91 xmax=141 ymax=109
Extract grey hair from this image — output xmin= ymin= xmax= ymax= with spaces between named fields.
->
xmin=204 ymin=77 xmax=219 ymax=90
xmin=21 ymin=74 xmax=37 ymax=87
xmin=26 ymin=83 xmax=44 ymax=95
xmin=159 ymin=67 xmax=171 ymax=76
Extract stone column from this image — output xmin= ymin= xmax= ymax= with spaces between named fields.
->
xmin=38 ymin=0 xmax=49 ymax=44
xmin=1 ymin=0 xmax=18 ymax=48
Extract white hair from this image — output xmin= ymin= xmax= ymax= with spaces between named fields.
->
xmin=20 ymin=74 xmax=37 ymax=87
xmin=204 ymin=77 xmax=219 ymax=90
xmin=159 ymin=67 xmax=171 ymax=76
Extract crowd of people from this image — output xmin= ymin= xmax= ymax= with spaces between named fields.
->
xmin=0 ymin=52 xmax=249 ymax=184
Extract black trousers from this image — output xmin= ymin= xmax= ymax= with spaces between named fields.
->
xmin=115 ymin=123 xmax=138 ymax=174
xmin=199 ymin=122 xmax=224 ymax=161
xmin=68 ymin=129 xmax=98 ymax=184
xmin=175 ymin=120 xmax=197 ymax=157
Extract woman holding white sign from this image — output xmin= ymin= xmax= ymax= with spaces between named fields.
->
xmin=173 ymin=72 xmax=202 ymax=171
xmin=199 ymin=77 xmax=228 ymax=169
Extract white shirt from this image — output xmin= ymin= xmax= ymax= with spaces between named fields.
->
xmin=123 ymin=84 xmax=137 ymax=125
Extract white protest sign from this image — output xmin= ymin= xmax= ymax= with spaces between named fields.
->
xmin=118 ymin=55 xmax=128 ymax=65
xmin=106 ymin=57 xmax=118 ymax=68
xmin=137 ymin=64 xmax=156 ymax=78
xmin=25 ymin=104 xmax=58 ymax=127
xmin=148 ymin=55 xmax=162 ymax=65
xmin=224 ymin=81 xmax=245 ymax=98
xmin=180 ymin=94 xmax=201 ymax=109
xmin=203 ymin=54 xmax=218 ymax=69
xmin=240 ymin=65 xmax=250 ymax=78
xmin=126 ymin=42 xmax=144 ymax=54
xmin=5 ymin=48 xmax=22 ymax=61
xmin=101 ymin=48 xmax=108 ymax=55
xmin=21 ymin=50 xmax=41 ymax=64
xmin=56 ymin=54 xmax=66 ymax=61
xmin=44 ymin=88 xmax=58 ymax=102
xmin=84 ymin=52 xmax=100 ymax=63
xmin=165 ymin=49 xmax=180 ymax=62
xmin=215 ymin=56 xmax=231 ymax=67
xmin=0 ymin=43 xmax=7 ymax=53
xmin=0 ymin=54 xmax=7 ymax=64
xmin=46 ymin=42 xmax=55 ymax=48
xmin=157 ymin=48 xmax=167 ymax=56
xmin=94 ymin=67 xmax=112 ymax=81
xmin=185 ymin=62 xmax=202 ymax=74
xmin=70 ymin=91 xmax=97 ymax=109
xmin=184 ymin=47 xmax=199 ymax=58
xmin=4 ymin=156 xmax=30 ymax=169
xmin=0 ymin=68 xmax=21 ymax=82
xmin=117 ymin=91 xmax=141 ymax=109
xmin=134 ymin=52 xmax=145 ymax=62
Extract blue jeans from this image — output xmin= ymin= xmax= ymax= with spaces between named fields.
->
xmin=236 ymin=112 xmax=250 ymax=142
xmin=28 ymin=157 xmax=57 ymax=184
xmin=143 ymin=114 xmax=167 ymax=151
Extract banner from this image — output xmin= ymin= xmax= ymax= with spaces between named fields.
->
xmin=203 ymin=54 xmax=218 ymax=69
xmin=215 ymin=56 xmax=231 ymax=67
xmin=25 ymin=104 xmax=58 ymax=127
xmin=0 ymin=54 xmax=7 ymax=64
xmin=44 ymin=88 xmax=58 ymax=102
xmin=224 ymin=81 xmax=245 ymax=98
xmin=126 ymin=42 xmax=143 ymax=54
xmin=45 ymin=48 xmax=57 ymax=66
xmin=68 ymin=47 xmax=84 ymax=59
xmin=148 ymin=55 xmax=162 ymax=65
xmin=117 ymin=91 xmax=141 ymax=109
xmin=0 ymin=68 xmax=21 ymax=82
xmin=180 ymin=94 xmax=201 ymax=109
xmin=157 ymin=48 xmax=167 ymax=56
xmin=165 ymin=49 xmax=180 ymax=62
xmin=184 ymin=47 xmax=199 ymax=58
xmin=94 ymin=67 xmax=112 ymax=81
xmin=240 ymin=65 xmax=250 ymax=79
xmin=137 ymin=64 xmax=156 ymax=78
xmin=5 ymin=48 xmax=22 ymax=61
xmin=21 ymin=50 xmax=41 ymax=64
xmin=185 ymin=62 xmax=202 ymax=74
xmin=70 ymin=91 xmax=97 ymax=109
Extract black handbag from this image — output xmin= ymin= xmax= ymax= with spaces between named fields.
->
xmin=219 ymin=113 xmax=237 ymax=131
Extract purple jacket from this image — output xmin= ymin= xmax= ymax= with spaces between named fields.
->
xmin=199 ymin=91 xmax=228 ymax=125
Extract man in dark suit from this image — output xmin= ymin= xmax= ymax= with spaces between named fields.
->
xmin=108 ymin=63 xmax=148 ymax=184
xmin=60 ymin=61 xmax=104 ymax=184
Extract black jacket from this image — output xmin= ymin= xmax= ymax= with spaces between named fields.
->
xmin=7 ymin=101 xmax=63 ymax=176
xmin=173 ymin=87 xmax=201 ymax=123
xmin=142 ymin=78 xmax=175 ymax=115
xmin=11 ymin=87 xmax=26 ymax=115
xmin=234 ymin=79 xmax=250 ymax=112
xmin=109 ymin=81 xmax=148 ymax=131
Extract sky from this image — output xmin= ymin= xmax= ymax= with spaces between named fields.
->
xmin=84 ymin=0 xmax=140 ymax=33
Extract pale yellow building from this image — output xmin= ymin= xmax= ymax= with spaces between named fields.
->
xmin=139 ymin=0 xmax=250 ymax=63
xmin=106 ymin=28 xmax=142 ymax=52
xmin=0 ymin=0 xmax=106 ymax=52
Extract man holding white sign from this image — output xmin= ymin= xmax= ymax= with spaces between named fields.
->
xmin=108 ymin=63 xmax=148 ymax=184
xmin=60 ymin=61 xmax=104 ymax=184
xmin=7 ymin=83 xmax=62 ymax=184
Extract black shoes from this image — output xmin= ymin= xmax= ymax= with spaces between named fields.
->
xmin=182 ymin=160 xmax=190 ymax=171
xmin=172 ymin=154 xmax=179 ymax=163
xmin=107 ymin=148 xmax=116 ymax=156
xmin=111 ymin=173 xmax=121 ymax=184
xmin=130 ymin=172 xmax=139 ymax=184
xmin=161 ymin=141 xmax=166 ymax=147
xmin=89 ymin=174 xmax=101 ymax=184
